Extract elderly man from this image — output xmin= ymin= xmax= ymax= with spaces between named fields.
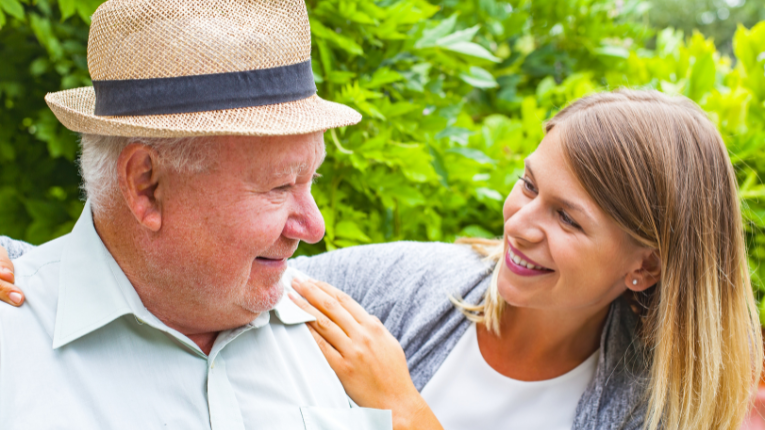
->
xmin=0 ymin=0 xmax=393 ymax=429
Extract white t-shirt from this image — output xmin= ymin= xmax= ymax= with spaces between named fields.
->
xmin=421 ymin=323 xmax=599 ymax=430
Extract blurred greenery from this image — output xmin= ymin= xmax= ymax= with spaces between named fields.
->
xmin=2 ymin=0 xmax=765 ymax=320
xmin=647 ymin=0 xmax=765 ymax=55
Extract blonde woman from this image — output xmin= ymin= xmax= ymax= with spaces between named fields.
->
xmin=0 ymin=90 xmax=761 ymax=429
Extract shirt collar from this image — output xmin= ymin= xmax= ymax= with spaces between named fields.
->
xmin=52 ymin=201 xmax=315 ymax=349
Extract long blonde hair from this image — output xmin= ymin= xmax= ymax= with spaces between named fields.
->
xmin=453 ymin=89 xmax=763 ymax=429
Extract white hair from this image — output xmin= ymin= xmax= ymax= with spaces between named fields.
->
xmin=79 ymin=134 xmax=215 ymax=214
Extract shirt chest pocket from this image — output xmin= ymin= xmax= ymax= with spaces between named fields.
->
xmin=300 ymin=406 xmax=392 ymax=430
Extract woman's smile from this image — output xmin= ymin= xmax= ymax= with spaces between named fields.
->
xmin=505 ymin=242 xmax=554 ymax=276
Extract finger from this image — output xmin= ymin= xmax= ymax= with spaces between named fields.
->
xmin=0 ymin=278 xmax=24 ymax=307
xmin=288 ymin=291 xmax=354 ymax=353
xmin=311 ymin=280 xmax=378 ymax=327
xmin=0 ymin=246 xmax=14 ymax=284
xmin=292 ymin=278 xmax=362 ymax=338
xmin=305 ymin=324 xmax=345 ymax=371
xmin=288 ymin=290 xmax=323 ymax=320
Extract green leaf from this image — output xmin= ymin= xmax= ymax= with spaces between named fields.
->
xmin=416 ymin=20 xmax=499 ymax=62
xmin=594 ymin=45 xmax=630 ymax=59
xmin=414 ymin=14 xmax=458 ymax=48
xmin=476 ymin=187 xmax=503 ymax=201
xmin=58 ymin=0 xmax=76 ymax=20
xmin=327 ymin=70 xmax=356 ymax=84
xmin=29 ymin=57 xmax=48 ymax=76
xmin=428 ymin=144 xmax=449 ymax=188
xmin=310 ymin=18 xmax=364 ymax=56
xmin=384 ymin=185 xmax=425 ymax=207
xmin=686 ymin=54 xmax=715 ymax=102
xmin=361 ymin=67 xmax=403 ymax=89
xmin=435 ymin=25 xmax=480 ymax=46
xmin=447 ymin=147 xmax=496 ymax=164
xmin=29 ymin=13 xmax=64 ymax=59
xmin=459 ymin=66 xmax=498 ymax=88
xmin=0 ymin=0 xmax=24 ymax=20
xmin=316 ymin=39 xmax=333 ymax=78
xmin=459 ymin=225 xmax=496 ymax=239
xmin=425 ymin=211 xmax=442 ymax=241
xmin=335 ymin=220 xmax=371 ymax=243
xmin=435 ymin=126 xmax=474 ymax=145
xmin=441 ymin=41 xmax=500 ymax=62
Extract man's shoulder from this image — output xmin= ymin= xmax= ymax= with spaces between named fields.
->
xmin=13 ymin=234 xmax=67 ymax=282
xmin=2 ymin=235 xmax=67 ymax=323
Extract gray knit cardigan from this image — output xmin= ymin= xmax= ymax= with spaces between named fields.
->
xmin=2 ymin=237 xmax=650 ymax=429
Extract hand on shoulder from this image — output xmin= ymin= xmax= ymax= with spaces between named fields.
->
xmin=0 ymin=244 xmax=23 ymax=306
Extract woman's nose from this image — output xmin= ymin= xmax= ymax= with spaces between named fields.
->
xmin=504 ymin=199 xmax=545 ymax=245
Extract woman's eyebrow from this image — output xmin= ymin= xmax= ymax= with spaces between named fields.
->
xmin=557 ymin=197 xmax=587 ymax=216
xmin=524 ymin=159 xmax=534 ymax=178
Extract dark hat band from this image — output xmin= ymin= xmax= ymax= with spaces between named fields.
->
xmin=92 ymin=59 xmax=316 ymax=116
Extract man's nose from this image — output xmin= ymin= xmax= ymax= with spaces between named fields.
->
xmin=283 ymin=189 xmax=325 ymax=244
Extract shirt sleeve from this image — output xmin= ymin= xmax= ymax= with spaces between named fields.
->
xmin=0 ymin=236 xmax=34 ymax=260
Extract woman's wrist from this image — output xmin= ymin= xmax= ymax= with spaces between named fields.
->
xmin=391 ymin=392 xmax=443 ymax=430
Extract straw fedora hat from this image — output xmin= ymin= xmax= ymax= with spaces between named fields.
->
xmin=44 ymin=0 xmax=361 ymax=137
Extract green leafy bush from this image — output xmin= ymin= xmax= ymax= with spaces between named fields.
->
xmin=2 ymin=0 xmax=765 ymax=318
xmin=647 ymin=0 xmax=765 ymax=56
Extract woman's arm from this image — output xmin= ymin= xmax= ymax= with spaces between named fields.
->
xmin=0 ymin=236 xmax=34 ymax=260
xmin=290 ymin=277 xmax=444 ymax=430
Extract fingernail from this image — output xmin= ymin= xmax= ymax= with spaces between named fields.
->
xmin=0 ymin=267 xmax=10 ymax=275
xmin=9 ymin=292 xmax=22 ymax=305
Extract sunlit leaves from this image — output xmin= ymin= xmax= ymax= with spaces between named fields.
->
xmin=686 ymin=53 xmax=715 ymax=101
xmin=733 ymin=22 xmax=765 ymax=101
xmin=310 ymin=18 xmax=363 ymax=56
xmin=459 ymin=66 xmax=498 ymax=88
xmin=360 ymin=68 xmax=404 ymax=89
xmin=3 ymin=0 xmax=765 ymax=325
xmin=415 ymin=15 xmax=500 ymax=62
xmin=0 ymin=0 xmax=24 ymax=22
xmin=446 ymin=147 xmax=495 ymax=165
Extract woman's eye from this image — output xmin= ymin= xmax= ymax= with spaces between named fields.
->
xmin=520 ymin=177 xmax=537 ymax=194
xmin=558 ymin=210 xmax=581 ymax=229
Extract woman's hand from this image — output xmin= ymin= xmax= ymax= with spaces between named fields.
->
xmin=0 ymin=246 xmax=23 ymax=306
xmin=290 ymin=278 xmax=443 ymax=430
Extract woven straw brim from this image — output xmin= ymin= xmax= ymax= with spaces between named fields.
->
xmin=45 ymin=87 xmax=361 ymax=137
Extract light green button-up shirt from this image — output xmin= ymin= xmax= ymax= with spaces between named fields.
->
xmin=0 ymin=202 xmax=391 ymax=430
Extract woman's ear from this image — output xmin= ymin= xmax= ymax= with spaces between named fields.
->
xmin=625 ymin=251 xmax=661 ymax=292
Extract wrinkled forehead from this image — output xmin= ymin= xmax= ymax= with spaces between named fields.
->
xmin=212 ymin=133 xmax=326 ymax=180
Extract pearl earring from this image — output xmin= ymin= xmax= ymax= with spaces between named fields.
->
xmin=632 ymin=279 xmax=638 ymax=285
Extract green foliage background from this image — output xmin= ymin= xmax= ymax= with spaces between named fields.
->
xmin=2 ymin=0 xmax=765 ymax=318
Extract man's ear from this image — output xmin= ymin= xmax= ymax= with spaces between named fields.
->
xmin=117 ymin=143 xmax=163 ymax=232
xmin=625 ymin=250 xmax=661 ymax=292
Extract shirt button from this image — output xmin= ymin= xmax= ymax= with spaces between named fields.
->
xmin=135 ymin=316 xmax=145 ymax=325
